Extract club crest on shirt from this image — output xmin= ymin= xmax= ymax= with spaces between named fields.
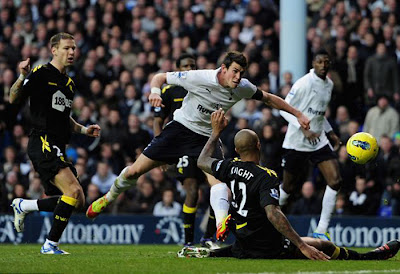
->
xmin=212 ymin=102 xmax=223 ymax=110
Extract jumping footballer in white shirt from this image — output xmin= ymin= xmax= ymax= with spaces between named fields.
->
xmin=87 ymin=51 xmax=310 ymax=241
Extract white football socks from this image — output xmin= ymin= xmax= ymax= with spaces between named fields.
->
xmin=279 ymin=184 xmax=290 ymax=206
xmin=315 ymin=185 xmax=338 ymax=234
xmin=106 ymin=167 xmax=137 ymax=202
xmin=210 ymin=183 xmax=230 ymax=227
xmin=20 ymin=199 xmax=39 ymax=212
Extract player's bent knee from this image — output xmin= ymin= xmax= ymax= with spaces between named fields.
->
xmin=328 ymin=178 xmax=342 ymax=191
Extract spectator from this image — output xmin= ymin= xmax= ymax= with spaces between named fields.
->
xmin=26 ymin=177 xmax=43 ymax=200
xmin=289 ymin=181 xmax=322 ymax=215
xmin=91 ymin=161 xmax=117 ymax=195
xmin=364 ymin=43 xmax=399 ymax=106
xmin=364 ymin=95 xmax=399 ymax=143
xmin=153 ymin=188 xmax=182 ymax=217
xmin=348 ymin=176 xmax=380 ymax=215
xmin=85 ymin=183 xmax=101 ymax=211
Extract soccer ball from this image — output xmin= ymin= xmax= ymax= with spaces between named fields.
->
xmin=346 ymin=132 xmax=379 ymax=164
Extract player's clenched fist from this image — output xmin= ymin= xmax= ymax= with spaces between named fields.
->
xmin=19 ymin=58 xmax=31 ymax=76
xmin=149 ymin=93 xmax=165 ymax=107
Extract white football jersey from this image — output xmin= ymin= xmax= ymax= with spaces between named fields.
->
xmin=166 ymin=68 xmax=257 ymax=136
xmin=281 ymin=69 xmax=334 ymax=151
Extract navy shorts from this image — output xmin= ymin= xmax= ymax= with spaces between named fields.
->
xmin=281 ymin=144 xmax=337 ymax=174
xmin=28 ymin=130 xmax=77 ymax=196
xmin=143 ymin=121 xmax=223 ymax=165
xmin=175 ymin=155 xmax=207 ymax=182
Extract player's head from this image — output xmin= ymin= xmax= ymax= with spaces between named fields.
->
xmin=220 ymin=51 xmax=248 ymax=89
xmin=234 ymin=129 xmax=261 ymax=158
xmin=176 ymin=53 xmax=196 ymax=71
xmin=312 ymin=49 xmax=331 ymax=79
xmin=50 ymin=32 xmax=76 ymax=68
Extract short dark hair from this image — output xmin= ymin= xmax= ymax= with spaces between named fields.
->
xmin=222 ymin=51 xmax=248 ymax=70
xmin=176 ymin=53 xmax=196 ymax=68
xmin=50 ymin=32 xmax=74 ymax=48
xmin=313 ymin=49 xmax=330 ymax=60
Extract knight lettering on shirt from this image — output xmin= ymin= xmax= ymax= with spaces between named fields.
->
xmin=166 ymin=68 xmax=257 ymax=137
xmin=231 ymin=166 xmax=254 ymax=181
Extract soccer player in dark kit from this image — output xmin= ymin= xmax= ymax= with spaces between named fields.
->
xmin=177 ymin=109 xmax=400 ymax=261
xmin=9 ymin=32 xmax=101 ymax=254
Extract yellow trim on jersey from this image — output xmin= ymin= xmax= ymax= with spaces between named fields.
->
xmin=162 ymin=85 xmax=172 ymax=94
xmin=32 ymin=65 xmax=43 ymax=73
xmin=66 ymin=77 xmax=75 ymax=93
xmin=173 ymin=98 xmax=184 ymax=102
xmin=183 ymin=204 xmax=197 ymax=214
xmin=61 ymin=195 xmax=78 ymax=207
xmin=232 ymin=157 xmax=241 ymax=162
xmin=66 ymin=77 xmax=74 ymax=86
xmin=236 ymin=222 xmax=247 ymax=230
xmin=48 ymin=82 xmax=57 ymax=86
xmin=40 ymin=135 xmax=51 ymax=153
xmin=256 ymin=165 xmax=278 ymax=177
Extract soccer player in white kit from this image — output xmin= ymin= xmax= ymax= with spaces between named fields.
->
xmin=87 ymin=51 xmax=310 ymax=240
xmin=279 ymin=49 xmax=342 ymax=241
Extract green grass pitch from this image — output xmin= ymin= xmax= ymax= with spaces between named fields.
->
xmin=0 ymin=244 xmax=399 ymax=273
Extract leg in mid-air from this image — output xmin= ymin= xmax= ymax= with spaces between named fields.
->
xmin=312 ymin=159 xmax=341 ymax=241
xmin=12 ymin=195 xmax=60 ymax=232
xmin=279 ymin=170 xmax=298 ymax=207
xmin=86 ymin=153 xmax=163 ymax=218
xmin=279 ymin=149 xmax=307 ymax=209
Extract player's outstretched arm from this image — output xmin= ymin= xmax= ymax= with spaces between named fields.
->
xmin=197 ymin=109 xmax=228 ymax=174
xmin=260 ymin=90 xmax=310 ymax=130
xmin=149 ymin=73 xmax=166 ymax=107
xmin=69 ymin=117 xmax=101 ymax=137
xmin=9 ymin=58 xmax=31 ymax=104
xmin=265 ymin=204 xmax=330 ymax=261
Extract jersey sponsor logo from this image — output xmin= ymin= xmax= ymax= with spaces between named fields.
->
xmin=52 ymin=90 xmax=72 ymax=112
xmin=307 ymin=107 xmax=325 ymax=116
xmin=197 ymin=104 xmax=213 ymax=115
xmin=270 ymin=188 xmax=279 ymax=200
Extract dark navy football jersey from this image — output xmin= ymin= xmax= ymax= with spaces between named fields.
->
xmin=211 ymin=158 xmax=284 ymax=256
xmin=22 ymin=63 xmax=77 ymax=144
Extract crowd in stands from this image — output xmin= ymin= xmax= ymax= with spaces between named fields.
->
xmin=1 ymin=0 xmax=400 ymax=217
